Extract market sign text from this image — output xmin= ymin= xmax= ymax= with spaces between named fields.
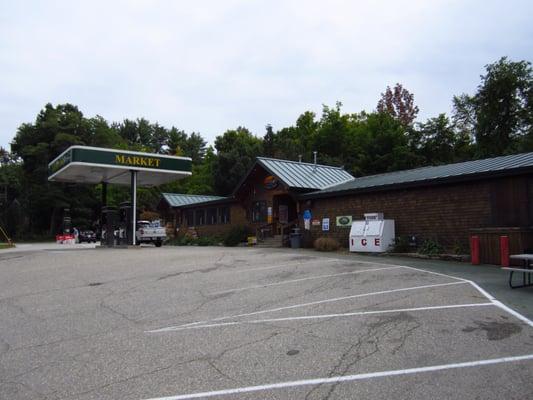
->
xmin=115 ymin=154 xmax=161 ymax=168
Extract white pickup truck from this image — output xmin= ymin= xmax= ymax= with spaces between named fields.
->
xmin=135 ymin=220 xmax=166 ymax=247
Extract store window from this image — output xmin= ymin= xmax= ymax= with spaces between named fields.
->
xmin=218 ymin=207 xmax=230 ymax=224
xmin=251 ymin=201 xmax=267 ymax=223
xmin=186 ymin=210 xmax=194 ymax=226
xmin=206 ymin=208 xmax=217 ymax=225
xmin=195 ymin=209 xmax=205 ymax=225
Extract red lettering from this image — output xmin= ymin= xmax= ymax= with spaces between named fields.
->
xmin=361 ymin=239 xmax=367 ymax=246
xmin=374 ymin=238 xmax=380 ymax=246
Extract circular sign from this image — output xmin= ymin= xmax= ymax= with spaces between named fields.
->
xmin=263 ymin=175 xmax=279 ymax=190
xmin=338 ymin=216 xmax=350 ymax=225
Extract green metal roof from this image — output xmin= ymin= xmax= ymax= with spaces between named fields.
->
xmin=303 ymin=152 xmax=533 ymax=198
xmin=255 ymin=157 xmax=354 ymax=190
xmin=161 ymin=193 xmax=227 ymax=208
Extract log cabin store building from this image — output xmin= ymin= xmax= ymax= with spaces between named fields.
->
xmin=158 ymin=152 xmax=533 ymax=264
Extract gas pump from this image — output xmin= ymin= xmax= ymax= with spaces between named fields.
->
xmin=62 ymin=208 xmax=72 ymax=235
xmin=118 ymin=202 xmax=133 ymax=245
xmin=101 ymin=206 xmax=118 ymax=246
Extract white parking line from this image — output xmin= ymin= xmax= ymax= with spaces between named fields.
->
xmin=399 ymin=265 xmax=468 ymax=283
xmin=399 ymin=265 xmax=533 ymax=328
xmin=150 ymin=303 xmax=494 ymax=332
xmin=234 ymin=258 xmax=340 ymax=274
xmin=492 ymin=299 xmax=533 ymax=328
xmin=143 ymin=353 xmax=533 ymax=400
xmin=147 ymin=281 xmax=467 ymax=333
xmin=210 ymin=266 xmax=404 ymax=295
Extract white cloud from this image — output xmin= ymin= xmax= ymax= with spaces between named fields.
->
xmin=1 ymin=0 xmax=532 ymax=148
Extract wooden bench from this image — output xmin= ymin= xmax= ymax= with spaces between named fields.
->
xmin=505 ymin=255 xmax=533 ymax=289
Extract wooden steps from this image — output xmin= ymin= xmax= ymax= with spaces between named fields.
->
xmin=255 ymin=235 xmax=284 ymax=248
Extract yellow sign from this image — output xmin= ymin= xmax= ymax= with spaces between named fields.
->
xmin=115 ymin=154 xmax=161 ymax=168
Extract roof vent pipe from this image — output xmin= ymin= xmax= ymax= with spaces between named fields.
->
xmin=298 ymin=154 xmax=302 ymax=163
xmin=313 ymin=151 xmax=317 ymax=172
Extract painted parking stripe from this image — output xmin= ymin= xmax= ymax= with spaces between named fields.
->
xmin=146 ymin=281 xmax=467 ymax=333
xmin=143 ymin=353 xmax=533 ymax=400
xmin=210 ymin=266 xmax=404 ymax=295
xmin=492 ymin=299 xmax=533 ymax=328
xmin=234 ymin=258 xmax=340 ymax=274
xmin=149 ymin=303 xmax=494 ymax=332
xmin=399 ymin=265 xmax=533 ymax=327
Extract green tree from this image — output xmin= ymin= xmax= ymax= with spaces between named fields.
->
xmin=183 ymin=132 xmax=207 ymax=164
xmin=162 ymin=146 xmax=217 ymax=195
xmin=11 ymin=104 xmax=94 ymax=235
xmin=213 ymin=127 xmax=263 ymax=195
xmin=263 ymin=124 xmax=275 ymax=157
xmin=270 ymin=111 xmax=318 ymax=161
xmin=352 ymin=112 xmax=422 ymax=175
xmin=418 ymin=114 xmax=473 ymax=165
xmin=166 ymin=127 xmax=188 ymax=156
xmin=453 ymin=57 xmax=533 ymax=157
xmin=314 ymin=102 xmax=353 ymax=167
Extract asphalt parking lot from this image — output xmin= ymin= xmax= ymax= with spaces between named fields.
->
xmin=1 ymin=246 xmax=532 ymax=399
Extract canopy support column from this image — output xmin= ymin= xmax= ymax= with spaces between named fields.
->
xmin=101 ymin=182 xmax=107 ymax=206
xmin=131 ymin=171 xmax=137 ymax=246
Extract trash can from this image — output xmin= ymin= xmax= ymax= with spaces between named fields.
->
xmin=290 ymin=228 xmax=302 ymax=249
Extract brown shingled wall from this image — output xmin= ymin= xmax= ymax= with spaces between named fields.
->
xmin=298 ymin=179 xmax=497 ymax=251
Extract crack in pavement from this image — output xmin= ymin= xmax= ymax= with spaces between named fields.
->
xmin=304 ymin=312 xmax=421 ymax=400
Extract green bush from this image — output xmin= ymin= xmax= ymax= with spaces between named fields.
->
xmin=313 ymin=237 xmax=340 ymax=252
xmin=167 ymin=235 xmax=195 ymax=246
xmin=197 ymin=236 xmax=221 ymax=246
xmin=418 ymin=239 xmax=444 ymax=255
xmin=451 ymin=239 xmax=466 ymax=255
xmin=223 ymin=226 xmax=248 ymax=247
xmin=393 ymin=236 xmax=411 ymax=253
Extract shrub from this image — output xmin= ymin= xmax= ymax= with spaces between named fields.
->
xmin=223 ymin=226 xmax=248 ymax=247
xmin=451 ymin=239 xmax=466 ymax=255
xmin=418 ymin=239 xmax=444 ymax=255
xmin=314 ymin=237 xmax=340 ymax=252
xmin=167 ymin=236 xmax=193 ymax=246
xmin=393 ymin=236 xmax=411 ymax=253
xmin=197 ymin=236 xmax=221 ymax=246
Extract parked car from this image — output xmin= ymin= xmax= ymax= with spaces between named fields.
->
xmin=136 ymin=220 xmax=166 ymax=247
xmin=78 ymin=230 xmax=97 ymax=243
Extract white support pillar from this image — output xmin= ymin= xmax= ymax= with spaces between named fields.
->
xmin=131 ymin=170 xmax=137 ymax=246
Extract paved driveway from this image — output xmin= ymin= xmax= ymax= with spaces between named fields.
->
xmin=0 ymin=246 xmax=532 ymax=399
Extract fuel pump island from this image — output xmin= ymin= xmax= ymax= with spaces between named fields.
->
xmin=48 ymin=146 xmax=192 ymax=247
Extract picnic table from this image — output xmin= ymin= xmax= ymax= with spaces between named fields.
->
xmin=504 ymin=254 xmax=533 ymax=289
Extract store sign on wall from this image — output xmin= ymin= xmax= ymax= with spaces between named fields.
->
xmin=336 ymin=215 xmax=353 ymax=227
xmin=263 ymin=175 xmax=279 ymax=190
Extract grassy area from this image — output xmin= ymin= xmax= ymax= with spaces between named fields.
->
xmin=0 ymin=243 xmax=15 ymax=249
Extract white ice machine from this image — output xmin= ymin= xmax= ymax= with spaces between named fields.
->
xmin=349 ymin=213 xmax=395 ymax=253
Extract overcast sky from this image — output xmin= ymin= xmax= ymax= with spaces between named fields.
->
xmin=1 ymin=0 xmax=531 ymax=150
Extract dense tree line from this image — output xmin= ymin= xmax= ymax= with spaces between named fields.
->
xmin=1 ymin=57 xmax=532 ymax=239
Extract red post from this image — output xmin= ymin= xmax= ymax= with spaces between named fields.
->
xmin=470 ymin=236 xmax=480 ymax=265
xmin=500 ymin=235 xmax=509 ymax=267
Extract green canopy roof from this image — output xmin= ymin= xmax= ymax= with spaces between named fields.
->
xmin=48 ymin=146 xmax=192 ymax=187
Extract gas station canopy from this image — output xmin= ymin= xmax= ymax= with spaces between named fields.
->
xmin=48 ymin=146 xmax=192 ymax=186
